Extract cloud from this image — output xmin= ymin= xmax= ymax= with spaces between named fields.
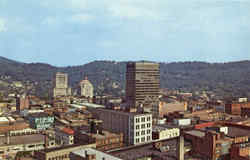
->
xmin=1 ymin=0 xmax=250 ymax=66
xmin=0 ymin=18 xmax=7 ymax=32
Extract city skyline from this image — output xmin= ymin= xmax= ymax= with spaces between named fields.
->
xmin=0 ymin=0 xmax=250 ymax=66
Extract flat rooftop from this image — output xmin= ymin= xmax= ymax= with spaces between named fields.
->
xmin=80 ymin=130 xmax=121 ymax=139
xmin=0 ymin=134 xmax=45 ymax=146
xmin=96 ymin=108 xmax=152 ymax=117
xmin=41 ymin=143 xmax=95 ymax=153
xmin=184 ymin=130 xmax=205 ymax=138
xmin=72 ymin=148 xmax=122 ymax=160
xmin=152 ymin=125 xmax=179 ymax=132
xmin=227 ymin=127 xmax=250 ymax=137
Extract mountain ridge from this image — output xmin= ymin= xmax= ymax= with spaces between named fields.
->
xmin=0 ymin=56 xmax=250 ymax=99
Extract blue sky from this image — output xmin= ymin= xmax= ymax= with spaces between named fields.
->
xmin=0 ymin=0 xmax=250 ymax=66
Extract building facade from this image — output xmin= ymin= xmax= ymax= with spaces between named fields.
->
xmin=95 ymin=109 xmax=152 ymax=145
xmin=184 ymin=130 xmax=232 ymax=160
xmin=152 ymin=125 xmax=180 ymax=140
xmin=69 ymin=148 xmax=123 ymax=160
xmin=55 ymin=127 xmax=74 ymax=146
xmin=225 ymin=102 xmax=250 ymax=115
xmin=28 ymin=113 xmax=54 ymax=130
xmin=34 ymin=144 xmax=96 ymax=160
xmin=126 ymin=62 xmax=160 ymax=117
xmin=53 ymin=72 xmax=72 ymax=97
xmin=79 ymin=77 xmax=94 ymax=98
xmin=16 ymin=95 xmax=30 ymax=112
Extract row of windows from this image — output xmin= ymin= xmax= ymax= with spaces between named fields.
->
xmin=48 ymin=154 xmax=68 ymax=160
xmin=135 ymin=117 xmax=151 ymax=123
xmin=135 ymin=123 xmax=151 ymax=129
xmin=135 ymin=136 xmax=151 ymax=143
xmin=136 ymin=129 xmax=151 ymax=136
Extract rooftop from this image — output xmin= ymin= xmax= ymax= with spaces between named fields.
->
xmin=72 ymin=148 xmax=122 ymax=160
xmin=41 ymin=143 xmax=95 ymax=153
xmin=97 ymin=108 xmax=152 ymax=117
xmin=29 ymin=112 xmax=52 ymax=118
xmin=0 ymin=117 xmax=9 ymax=123
xmin=80 ymin=130 xmax=121 ymax=139
xmin=0 ymin=134 xmax=44 ymax=145
xmin=152 ymin=125 xmax=178 ymax=132
xmin=227 ymin=126 xmax=250 ymax=137
xmin=184 ymin=130 xmax=205 ymax=138
xmin=61 ymin=127 xmax=74 ymax=135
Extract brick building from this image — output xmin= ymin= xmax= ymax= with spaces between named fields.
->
xmin=74 ymin=120 xmax=123 ymax=151
xmin=231 ymin=143 xmax=250 ymax=160
xmin=69 ymin=148 xmax=122 ymax=160
xmin=241 ymin=107 xmax=250 ymax=117
xmin=184 ymin=130 xmax=232 ymax=160
xmin=55 ymin=127 xmax=74 ymax=146
xmin=34 ymin=144 xmax=96 ymax=160
xmin=225 ymin=102 xmax=250 ymax=115
xmin=16 ymin=95 xmax=29 ymax=112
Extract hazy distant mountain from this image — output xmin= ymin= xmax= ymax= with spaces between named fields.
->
xmin=0 ymin=56 xmax=250 ymax=99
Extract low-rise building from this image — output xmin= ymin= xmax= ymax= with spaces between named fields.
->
xmin=231 ymin=143 xmax=250 ymax=160
xmin=0 ymin=134 xmax=46 ymax=157
xmin=28 ymin=113 xmax=54 ymax=130
xmin=75 ymin=120 xmax=123 ymax=151
xmin=173 ymin=118 xmax=191 ymax=126
xmin=69 ymin=148 xmax=122 ymax=160
xmin=94 ymin=109 xmax=152 ymax=145
xmin=241 ymin=107 xmax=250 ymax=118
xmin=55 ymin=127 xmax=74 ymax=146
xmin=34 ymin=143 xmax=96 ymax=160
xmin=0 ymin=117 xmax=30 ymax=135
xmin=152 ymin=125 xmax=179 ymax=140
xmin=225 ymin=102 xmax=250 ymax=115
xmin=184 ymin=130 xmax=233 ymax=160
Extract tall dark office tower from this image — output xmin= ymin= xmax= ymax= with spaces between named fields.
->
xmin=126 ymin=62 xmax=160 ymax=116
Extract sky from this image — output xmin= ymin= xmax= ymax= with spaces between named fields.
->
xmin=0 ymin=0 xmax=250 ymax=66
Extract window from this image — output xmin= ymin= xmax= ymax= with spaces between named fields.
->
xmin=136 ymin=138 xmax=140 ymax=143
xmin=141 ymin=124 xmax=145 ymax=129
xmin=147 ymin=129 xmax=151 ymax=134
xmin=136 ymin=118 xmax=140 ymax=123
xmin=147 ymin=123 xmax=151 ymax=128
xmin=136 ymin=125 xmax=140 ymax=129
xmin=136 ymin=132 xmax=140 ymax=136
xmin=141 ymin=117 xmax=145 ymax=122
xmin=147 ymin=117 xmax=151 ymax=121
xmin=141 ymin=131 xmax=145 ymax=135
xmin=141 ymin=137 xmax=145 ymax=142
xmin=147 ymin=136 xmax=151 ymax=141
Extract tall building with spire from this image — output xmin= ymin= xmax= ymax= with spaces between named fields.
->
xmin=126 ymin=62 xmax=160 ymax=117
xmin=53 ymin=72 xmax=71 ymax=97
xmin=79 ymin=77 xmax=94 ymax=98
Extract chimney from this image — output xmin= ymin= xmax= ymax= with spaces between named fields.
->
xmin=6 ymin=132 xmax=10 ymax=145
xmin=177 ymin=135 xmax=184 ymax=160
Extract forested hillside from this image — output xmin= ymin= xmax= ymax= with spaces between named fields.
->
xmin=1 ymin=56 xmax=250 ymax=98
